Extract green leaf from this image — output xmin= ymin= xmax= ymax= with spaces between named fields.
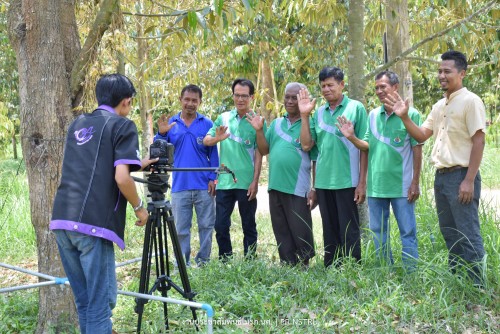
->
xmin=196 ymin=12 xmax=207 ymax=30
xmin=241 ymin=0 xmax=252 ymax=11
xmin=144 ymin=25 xmax=156 ymax=35
xmin=187 ymin=11 xmax=197 ymax=30
xmin=214 ymin=0 xmax=224 ymax=16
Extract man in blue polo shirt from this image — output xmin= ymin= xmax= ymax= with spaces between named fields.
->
xmin=155 ymin=84 xmax=219 ymax=266
xmin=50 ymin=74 xmax=155 ymax=333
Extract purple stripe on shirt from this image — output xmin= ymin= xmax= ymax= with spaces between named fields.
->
xmin=50 ymin=220 xmax=125 ymax=250
xmin=114 ymin=159 xmax=142 ymax=168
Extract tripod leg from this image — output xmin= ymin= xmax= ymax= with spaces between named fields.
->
xmin=155 ymin=207 xmax=170 ymax=330
xmin=135 ymin=213 xmax=155 ymax=333
xmin=164 ymin=206 xmax=199 ymax=326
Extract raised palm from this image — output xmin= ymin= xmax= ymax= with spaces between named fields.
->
xmin=215 ymin=125 xmax=230 ymax=142
xmin=245 ymin=112 xmax=264 ymax=131
xmin=297 ymin=88 xmax=316 ymax=116
xmin=385 ymin=91 xmax=410 ymax=118
xmin=336 ymin=115 xmax=355 ymax=138
xmin=157 ymin=114 xmax=176 ymax=134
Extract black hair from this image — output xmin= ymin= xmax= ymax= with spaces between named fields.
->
xmin=441 ymin=50 xmax=468 ymax=72
xmin=231 ymin=78 xmax=255 ymax=95
xmin=375 ymin=71 xmax=399 ymax=85
xmin=181 ymin=84 xmax=203 ymax=100
xmin=95 ymin=74 xmax=136 ymax=108
xmin=318 ymin=67 xmax=344 ymax=82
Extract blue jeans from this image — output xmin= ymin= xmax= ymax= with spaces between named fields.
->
xmin=53 ymin=230 xmax=116 ymax=334
xmin=171 ymin=190 xmax=215 ymax=265
xmin=214 ymin=189 xmax=257 ymax=258
xmin=434 ymin=168 xmax=484 ymax=282
xmin=368 ymin=197 xmax=418 ymax=269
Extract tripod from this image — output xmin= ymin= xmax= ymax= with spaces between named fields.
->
xmin=134 ymin=173 xmax=198 ymax=333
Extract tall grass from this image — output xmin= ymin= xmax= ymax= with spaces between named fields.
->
xmin=0 ymin=147 xmax=499 ymax=333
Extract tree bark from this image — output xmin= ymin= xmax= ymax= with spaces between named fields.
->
xmin=386 ymin=0 xmax=413 ymax=102
xmin=347 ymin=0 xmax=366 ymax=103
xmin=259 ymin=42 xmax=275 ymax=124
xmin=347 ymin=0 xmax=369 ymax=227
xmin=137 ymin=2 xmax=153 ymax=152
xmin=8 ymin=0 xmax=118 ymax=332
xmin=8 ymin=0 xmax=78 ymax=331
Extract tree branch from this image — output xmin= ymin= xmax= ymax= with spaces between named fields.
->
xmin=404 ymin=57 xmax=496 ymax=69
xmin=130 ymin=28 xmax=184 ymax=40
xmin=69 ymin=0 xmax=119 ymax=107
xmin=364 ymin=0 xmax=497 ymax=80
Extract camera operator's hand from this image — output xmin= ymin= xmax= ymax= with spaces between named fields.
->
xmin=157 ymin=114 xmax=176 ymax=135
xmin=135 ymin=207 xmax=149 ymax=226
xmin=140 ymin=157 xmax=159 ymax=171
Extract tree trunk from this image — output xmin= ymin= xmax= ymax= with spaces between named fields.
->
xmin=8 ymin=0 xmax=79 ymax=331
xmin=347 ymin=0 xmax=369 ymax=227
xmin=386 ymin=0 xmax=413 ymax=102
xmin=347 ymin=0 xmax=366 ymax=104
xmin=8 ymin=0 xmax=118 ymax=332
xmin=137 ymin=3 xmax=153 ymax=152
xmin=259 ymin=42 xmax=275 ymax=124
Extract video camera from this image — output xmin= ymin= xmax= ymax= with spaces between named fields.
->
xmin=149 ymin=139 xmax=174 ymax=170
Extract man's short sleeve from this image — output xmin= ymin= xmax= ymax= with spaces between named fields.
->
xmin=409 ymin=109 xmax=422 ymax=146
xmin=265 ymin=119 xmax=276 ymax=144
xmin=362 ymin=116 xmax=371 ymax=142
xmin=114 ymin=120 xmax=141 ymax=172
xmin=422 ymin=105 xmax=435 ymax=132
xmin=207 ymin=114 xmax=222 ymax=137
xmin=354 ymin=103 xmax=368 ymax=138
xmin=465 ymin=95 xmax=486 ymax=137
xmin=310 ymin=113 xmax=318 ymax=143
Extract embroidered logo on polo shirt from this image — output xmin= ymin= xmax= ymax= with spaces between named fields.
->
xmin=393 ymin=136 xmax=401 ymax=144
xmin=74 ymin=127 xmax=95 ymax=145
xmin=197 ymin=137 xmax=204 ymax=145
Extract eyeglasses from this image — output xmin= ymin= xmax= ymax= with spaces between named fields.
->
xmin=233 ymin=94 xmax=251 ymax=100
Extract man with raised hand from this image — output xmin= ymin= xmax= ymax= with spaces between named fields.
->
xmin=298 ymin=67 xmax=368 ymax=267
xmin=246 ymin=82 xmax=317 ymax=266
xmin=154 ymin=84 xmax=219 ymax=266
xmin=336 ymin=71 xmax=422 ymax=270
xmin=386 ymin=50 xmax=486 ymax=285
xmin=203 ymin=78 xmax=265 ymax=260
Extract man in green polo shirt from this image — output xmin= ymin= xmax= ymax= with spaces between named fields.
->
xmin=246 ymin=82 xmax=318 ymax=266
xmin=203 ymin=78 xmax=265 ymax=259
xmin=298 ymin=67 xmax=368 ymax=267
xmin=336 ymin=71 xmax=422 ymax=270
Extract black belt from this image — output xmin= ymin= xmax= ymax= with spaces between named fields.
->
xmin=436 ymin=166 xmax=466 ymax=174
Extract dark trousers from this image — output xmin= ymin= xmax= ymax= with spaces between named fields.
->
xmin=269 ymin=190 xmax=315 ymax=265
xmin=214 ymin=189 xmax=257 ymax=258
xmin=434 ymin=168 xmax=485 ymax=283
xmin=316 ymin=188 xmax=361 ymax=267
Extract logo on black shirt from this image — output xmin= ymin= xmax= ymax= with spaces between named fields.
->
xmin=74 ymin=126 xmax=95 ymax=145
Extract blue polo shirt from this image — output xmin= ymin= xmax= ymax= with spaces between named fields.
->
xmin=154 ymin=112 xmax=219 ymax=193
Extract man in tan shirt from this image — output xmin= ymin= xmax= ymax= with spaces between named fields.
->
xmin=385 ymin=50 xmax=486 ymax=285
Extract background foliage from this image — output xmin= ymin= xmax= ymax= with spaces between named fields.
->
xmin=1 ymin=0 xmax=498 ymax=155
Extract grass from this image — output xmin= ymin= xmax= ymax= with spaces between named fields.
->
xmin=0 ymin=147 xmax=499 ymax=333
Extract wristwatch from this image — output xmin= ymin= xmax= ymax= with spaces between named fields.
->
xmin=133 ymin=199 xmax=143 ymax=211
